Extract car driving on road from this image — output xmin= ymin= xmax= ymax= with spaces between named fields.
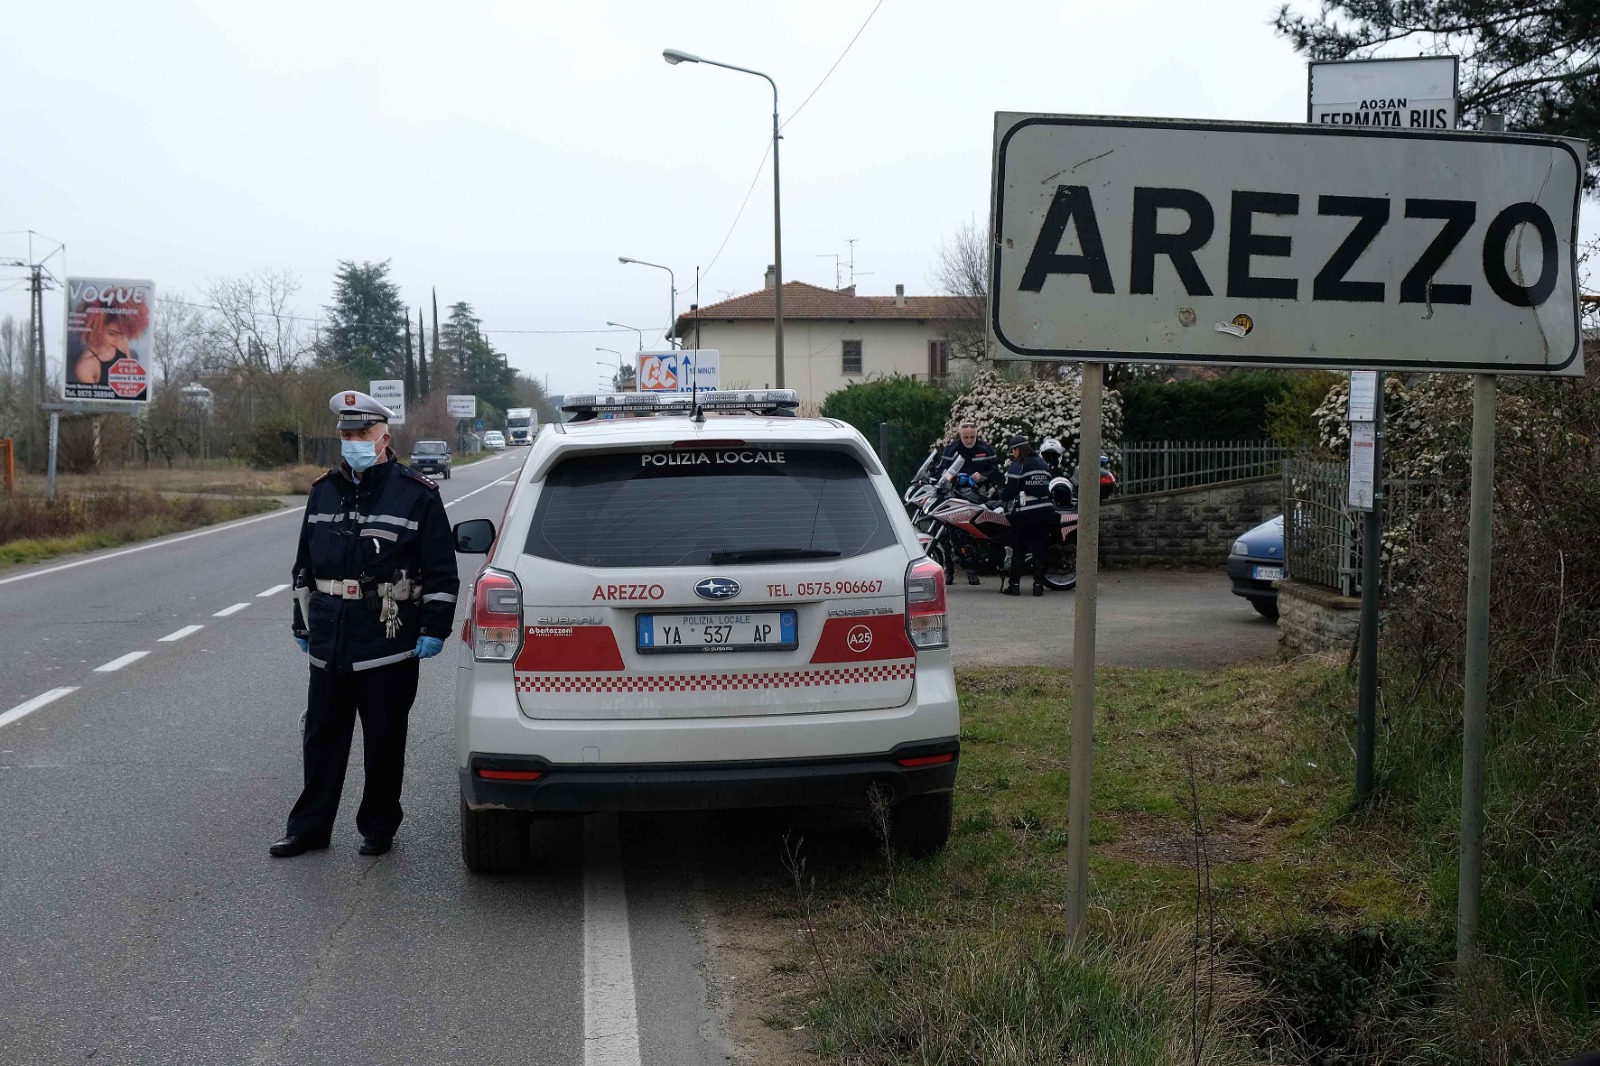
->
xmin=450 ymin=390 xmax=959 ymax=872
xmin=483 ymin=431 xmax=505 ymax=450
xmin=409 ymin=439 xmax=452 ymax=479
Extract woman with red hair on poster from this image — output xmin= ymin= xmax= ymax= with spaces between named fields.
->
xmin=72 ymin=289 xmax=151 ymax=394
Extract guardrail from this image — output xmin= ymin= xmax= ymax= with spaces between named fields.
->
xmin=1116 ymin=440 xmax=1289 ymax=495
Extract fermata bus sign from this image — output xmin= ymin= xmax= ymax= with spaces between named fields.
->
xmin=989 ymin=115 xmax=1584 ymax=375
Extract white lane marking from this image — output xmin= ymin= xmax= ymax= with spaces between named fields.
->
xmin=94 ymin=651 xmax=150 ymax=673
xmin=0 ymin=688 xmax=79 ymax=731
xmin=583 ymin=814 xmax=642 ymax=1066
xmin=444 ymin=472 xmax=519 ymax=509
xmin=158 ymin=624 xmax=205 ymax=642
xmin=257 ymin=583 xmax=290 ymax=597
xmin=0 ymin=452 xmax=519 ymax=589
xmin=212 ymin=603 xmax=251 ymax=617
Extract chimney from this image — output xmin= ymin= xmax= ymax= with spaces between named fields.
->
xmin=764 ymin=264 xmax=777 ymax=289
xmin=894 ymin=283 xmax=906 ymax=308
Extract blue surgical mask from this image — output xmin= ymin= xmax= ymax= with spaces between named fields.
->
xmin=342 ymin=439 xmax=379 ymax=472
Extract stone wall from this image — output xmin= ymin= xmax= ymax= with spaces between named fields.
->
xmin=1101 ymin=475 xmax=1279 ymax=565
xmin=1276 ymin=578 xmax=1363 ymax=659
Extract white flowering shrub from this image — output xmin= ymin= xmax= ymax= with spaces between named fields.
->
xmin=1306 ymin=367 xmax=1600 ymax=685
xmin=944 ymin=369 xmax=1123 ymax=458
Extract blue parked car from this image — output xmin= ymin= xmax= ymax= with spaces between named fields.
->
xmin=1227 ymin=515 xmax=1284 ymax=619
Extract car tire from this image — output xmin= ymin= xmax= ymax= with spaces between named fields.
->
xmin=460 ymin=790 xmax=531 ymax=873
xmin=891 ymin=792 xmax=953 ymax=858
xmin=1252 ymin=599 xmax=1279 ymax=621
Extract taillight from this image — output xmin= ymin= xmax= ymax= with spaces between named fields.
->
xmin=905 ymin=558 xmax=948 ymax=650
xmin=472 ymin=567 xmax=522 ymax=662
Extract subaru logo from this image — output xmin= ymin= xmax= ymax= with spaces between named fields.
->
xmin=695 ymin=577 xmax=741 ymax=600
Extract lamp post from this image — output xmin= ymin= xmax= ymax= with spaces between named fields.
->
xmin=663 ymin=47 xmax=784 ymax=388
xmin=606 ymin=321 xmax=647 ymax=351
xmin=617 ymin=258 xmax=677 ymax=349
xmin=596 ymin=348 xmax=626 ymax=393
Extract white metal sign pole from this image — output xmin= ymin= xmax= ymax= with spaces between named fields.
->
xmin=1457 ymin=112 xmax=1505 ymax=975
xmin=1064 ymin=359 xmax=1103 ymax=950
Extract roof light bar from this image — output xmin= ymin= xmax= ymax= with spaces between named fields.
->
xmin=560 ymin=390 xmax=800 ymax=421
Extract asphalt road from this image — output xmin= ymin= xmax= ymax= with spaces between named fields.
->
xmin=946 ymin=569 xmax=1280 ymax=671
xmin=0 ymin=451 xmax=731 ymax=1066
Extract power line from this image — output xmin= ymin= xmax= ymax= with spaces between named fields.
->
xmin=781 ymin=0 xmax=887 ymax=131
xmin=159 ymin=296 xmax=638 ymax=338
xmin=699 ymin=0 xmax=887 ymax=289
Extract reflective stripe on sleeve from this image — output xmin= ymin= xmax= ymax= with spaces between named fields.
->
xmin=355 ymin=513 xmax=419 ymax=530
xmin=306 ymin=512 xmax=347 ymax=524
xmin=359 ymin=528 xmax=400 ymax=542
xmin=422 ymin=592 xmax=456 ymax=604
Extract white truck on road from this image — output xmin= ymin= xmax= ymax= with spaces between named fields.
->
xmin=506 ymin=407 xmax=537 ymax=446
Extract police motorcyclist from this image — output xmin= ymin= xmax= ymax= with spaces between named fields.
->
xmin=937 ymin=420 xmax=1000 ymax=586
xmin=939 ymin=420 xmax=999 ymax=487
xmin=998 ymin=434 xmax=1055 ymax=597
xmin=269 ymin=390 xmax=460 ymax=859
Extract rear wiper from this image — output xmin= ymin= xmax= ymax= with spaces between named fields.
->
xmin=709 ymin=548 xmax=842 ymax=564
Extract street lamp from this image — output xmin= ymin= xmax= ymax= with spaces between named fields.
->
xmin=664 ymin=47 xmax=784 ymax=387
xmin=596 ymin=348 xmax=626 ymax=393
xmin=606 ymin=320 xmax=647 ymax=351
xmin=617 ymin=258 xmax=677 ymax=349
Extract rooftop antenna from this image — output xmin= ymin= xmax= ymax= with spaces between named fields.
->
xmin=846 ymin=238 xmax=860 ymax=286
xmin=816 ymin=253 xmax=842 ymax=288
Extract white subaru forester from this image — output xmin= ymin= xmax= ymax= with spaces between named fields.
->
xmin=450 ymin=390 xmax=959 ymax=873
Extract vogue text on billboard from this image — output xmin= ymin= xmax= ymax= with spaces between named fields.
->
xmin=64 ymin=278 xmax=155 ymax=403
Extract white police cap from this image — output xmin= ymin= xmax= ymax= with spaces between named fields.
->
xmin=329 ymin=389 xmax=393 ymax=431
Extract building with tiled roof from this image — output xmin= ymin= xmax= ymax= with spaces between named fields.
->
xmin=672 ymin=268 xmax=980 ymax=406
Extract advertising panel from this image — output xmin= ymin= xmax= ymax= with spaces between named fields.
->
xmin=369 ymin=379 xmax=406 ymax=424
xmin=64 ymin=278 xmax=154 ymax=403
xmin=636 ymin=349 xmax=720 ymax=393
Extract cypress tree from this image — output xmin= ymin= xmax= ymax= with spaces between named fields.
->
xmin=417 ymin=307 xmax=430 ymax=399
xmin=403 ymin=316 xmax=416 ymax=400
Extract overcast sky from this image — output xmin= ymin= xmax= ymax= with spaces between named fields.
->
xmin=1 ymin=1 xmax=1585 ymax=398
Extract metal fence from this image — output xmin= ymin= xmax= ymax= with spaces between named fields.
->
xmin=1117 ymin=440 xmax=1289 ymax=495
xmin=1283 ymin=458 xmax=1435 ymax=595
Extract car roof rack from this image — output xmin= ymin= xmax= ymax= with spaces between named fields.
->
xmin=559 ymin=390 xmax=801 ymax=422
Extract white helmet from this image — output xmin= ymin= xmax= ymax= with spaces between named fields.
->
xmin=1040 ymin=437 xmax=1065 ymax=463
xmin=1049 ymin=476 xmax=1075 ymax=508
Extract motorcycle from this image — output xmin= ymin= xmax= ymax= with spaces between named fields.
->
xmin=919 ymin=457 xmax=1079 ymax=591
xmin=902 ymin=445 xmax=944 ymax=522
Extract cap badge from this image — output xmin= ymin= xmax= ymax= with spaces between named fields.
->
xmin=344 ymin=393 xmax=356 ymax=406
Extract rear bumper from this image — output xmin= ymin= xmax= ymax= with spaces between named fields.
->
xmin=460 ymin=738 xmax=960 ymax=813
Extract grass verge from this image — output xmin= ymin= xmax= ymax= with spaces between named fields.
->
xmin=0 ymin=490 xmax=281 ymax=568
xmin=16 ymin=461 xmax=324 ymax=497
xmin=754 ymin=661 xmax=1600 ymax=1064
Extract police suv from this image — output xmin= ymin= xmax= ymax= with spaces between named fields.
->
xmin=450 ymin=390 xmax=959 ymax=872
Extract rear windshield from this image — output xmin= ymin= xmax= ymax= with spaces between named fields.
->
xmin=414 ymin=442 xmax=448 ymax=454
xmin=525 ymin=447 xmax=897 ymax=568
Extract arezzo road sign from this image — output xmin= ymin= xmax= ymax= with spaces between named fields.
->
xmin=990 ymin=115 xmax=1585 ymax=375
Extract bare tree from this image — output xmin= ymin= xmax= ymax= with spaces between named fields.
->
xmin=151 ymin=292 xmax=210 ymax=384
xmin=931 ymin=217 xmax=991 ymax=370
xmin=0 ymin=315 xmax=25 ymax=440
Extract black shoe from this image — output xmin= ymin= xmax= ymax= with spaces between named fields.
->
xmin=1033 ymin=582 xmax=1045 ymax=597
xmin=944 ymin=570 xmax=954 ymax=586
xmin=1002 ymin=583 xmax=1021 ymax=597
xmin=967 ymin=573 xmax=981 ymax=586
xmin=269 ymin=835 xmax=329 ymax=858
xmin=358 ymin=836 xmax=392 ymax=856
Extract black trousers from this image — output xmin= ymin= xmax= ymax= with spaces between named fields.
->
xmin=1007 ymin=507 xmax=1056 ymax=584
xmin=285 ymin=657 xmax=419 ymax=841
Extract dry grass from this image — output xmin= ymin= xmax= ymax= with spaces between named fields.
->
xmin=0 ymin=489 xmax=280 ymax=567
xmin=13 ymin=461 xmax=324 ymax=498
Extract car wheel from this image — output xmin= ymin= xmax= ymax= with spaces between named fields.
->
xmin=459 ymin=789 xmax=531 ymax=873
xmin=891 ymin=792 xmax=953 ymax=858
xmin=1042 ymin=534 xmax=1077 ymax=591
xmin=1251 ymin=599 xmax=1279 ymax=621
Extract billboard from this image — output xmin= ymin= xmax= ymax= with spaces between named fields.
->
xmin=369 ymin=379 xmax=406 ymax=424
xmin=990 ymin=114 xmax=1583 ymax=375
xmin=637 ymin=349 xmax=720 ymax=393
xmin=64 ymin=278 xmax=154 ymax=403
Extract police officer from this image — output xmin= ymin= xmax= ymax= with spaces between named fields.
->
xmin=939 ymin=420 xmax=999 ymax=486
xmin=998 ymin=434 xmax=1055 ymax=597
xmin=269 ymin=390 xmax=460 ymax=858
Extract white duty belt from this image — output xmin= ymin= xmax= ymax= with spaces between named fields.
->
xmin=314 ymin=578 xmax=421 ymax=600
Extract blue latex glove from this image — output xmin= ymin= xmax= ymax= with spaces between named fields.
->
xmin=294 ymin=637 xmax=310 ymax=654
xmin=415 ymin=636 xmax=445 ymax=660
xmin=957 ymin=473 xmax=973 ymax=486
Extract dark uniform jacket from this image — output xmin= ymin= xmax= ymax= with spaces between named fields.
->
xmin=290 ymin=453 xmax=460 ymax=673
xmin=1000 ymin=456 xmax=1054 ymax=513
xmin=939 ymin=438 xmax=999 ymax=482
